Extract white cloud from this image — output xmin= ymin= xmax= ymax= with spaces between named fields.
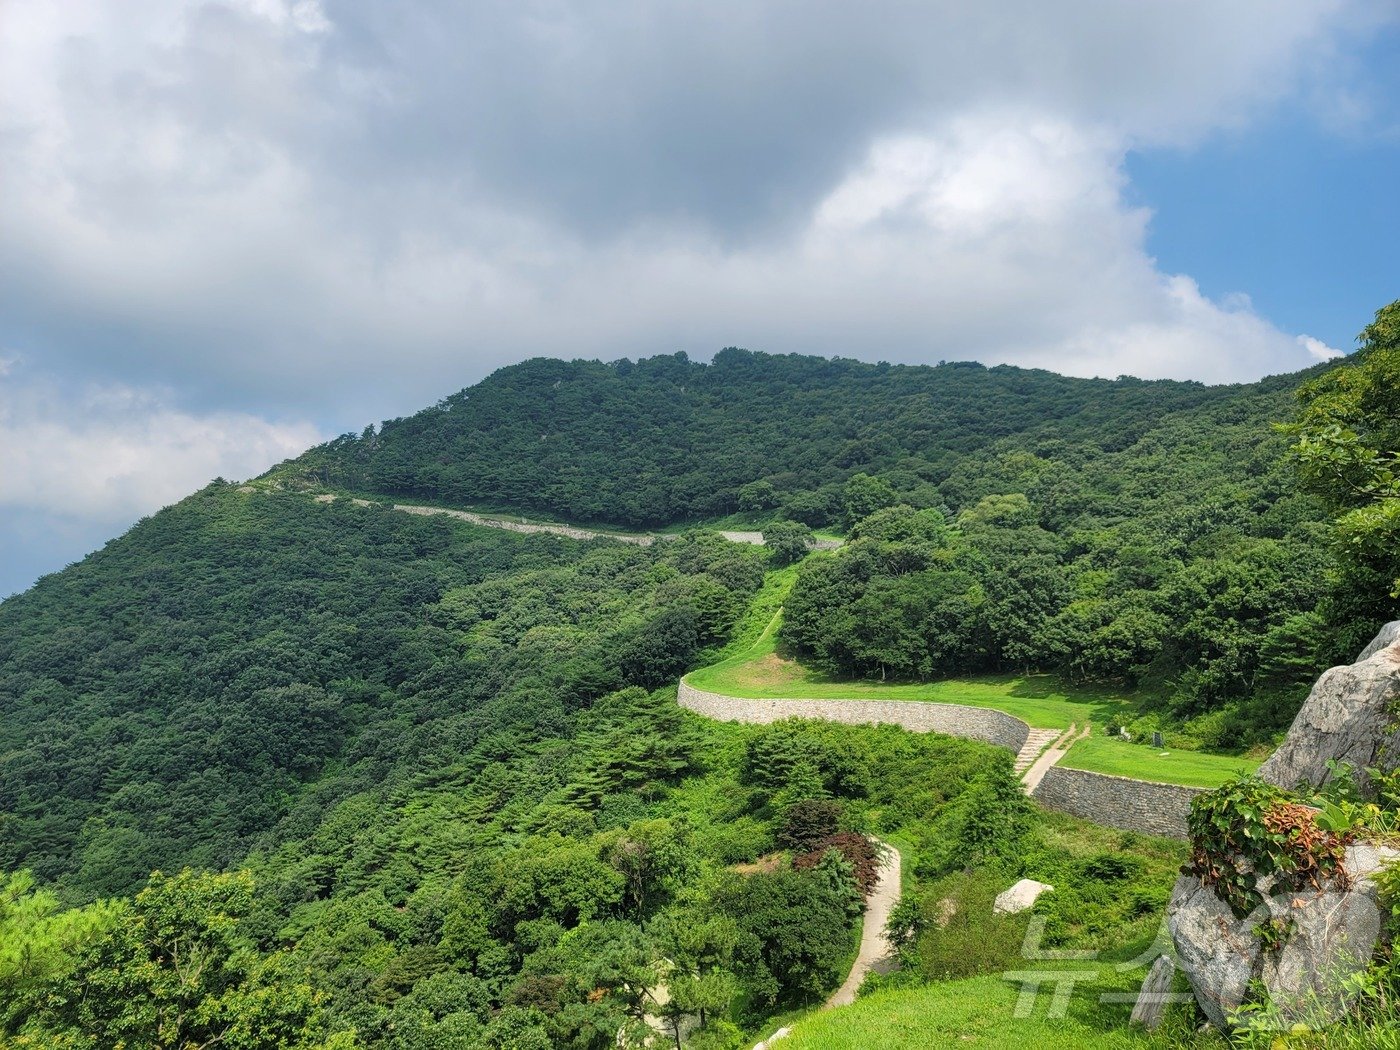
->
xmin=1 ymin=1 xmax=1391 ymax=417
xmin=0 ymin=366 xmax=322 ymax=519
xmin=0 ymin=0 xmax=1394 ymax=595
xmin=1298 ymin=334 xmax=1345 ymax=361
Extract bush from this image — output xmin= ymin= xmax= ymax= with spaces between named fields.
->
xmin=909 ymin=872 xmax=1027 ymax=981
xmin=1187 ymin=775 xmax=1352 ymax=919
xmin=793 ymin=833 xmax=881 ymax=898
xmin=778 ymin=799 xmax=845 ymax=852
xmin=721 ymin=867 xmax=860 ymax=1007
xmin=924 ymin=766 xmax=1032 ymax=876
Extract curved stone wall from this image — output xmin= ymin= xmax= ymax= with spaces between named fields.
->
xmin=1030 ymin=765 xmax=1202 ymax=839
xmin=677 ymin=679 xmax=1031 ymax=753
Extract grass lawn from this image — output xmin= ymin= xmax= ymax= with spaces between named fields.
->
xmin=777 ymin=963 xmax=1213 ymax=1050
xmin=686 ymin=604 xmax=1256 ymax=789
xmin=1060 ymin=735 xmax=1258 ymax=789
xmin=686 ymin=612 xmax=1129 ymax=731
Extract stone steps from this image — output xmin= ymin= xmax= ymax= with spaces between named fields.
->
xmin=1012 ymin=728 xmax=1063 ymax=774
xmin=1020 ymin=723 xmax=1091 ymax=793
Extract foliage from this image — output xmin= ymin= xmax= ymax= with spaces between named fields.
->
xmin=923 ymin=764 xmax=1034 ymax=876
xmin=792 ymin=833 xmax=882 ymax=898
xmin=1285 ymin=299 xmax=1400 ymax=646
xmin=777 ymin=799 xmax=846 ymax=853
xmin=2 ymin=868 xmax=353 ymax=1049
xmin=282 ymin=342 xmax=1380 ymax=734
xmin=6 ymin=305 xmax=1400 ymax=1045
xmin=762 ymin=520 xmax=813 ymax=567
xmin=288 ymin=351 xmax=1275 ymax=531
xmin=1186 ymin=776 xmax=1353 ymax=920
xmin=897 ymin=871 xmax=1028 ymax=981
xmin=781 ymin=493 xmax=1337 ymax=737
xmin=719 ymin=864 xmax=860 ymax=1008
xmin=0 ymin=481 xmax=1020 ymax=1045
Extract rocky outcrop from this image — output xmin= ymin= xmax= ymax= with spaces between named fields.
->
xmin=1170 ymin=622 xmax=1400 ymax=1028
xmin=1258 ymin=621 xmax=1400 ymax=792
xmin=1359 ymin=620 xmax=1400 ymax=661
xmin=1168 ymin=844 xmax=1396 ymax=1028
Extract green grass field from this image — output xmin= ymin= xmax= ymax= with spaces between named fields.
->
xmin=686 ymin=605 xmax=1258 ymax=789
xmin=774 ymin=964 xmax=1216 ymax=1050
xmin=1060 ymin=735 xmax=1259 ymax=789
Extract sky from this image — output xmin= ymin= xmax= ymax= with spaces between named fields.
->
xmin=2 ymin=1 xmax=1398 ymax=598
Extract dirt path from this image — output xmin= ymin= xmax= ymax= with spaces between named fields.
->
xmin=392 ymin=502 xmax=660 ymax=544
xmin=825 ymin=840 xmax=902 ymax=1009
xmin=310 ymin=494 xmax=843 ymax=550
xmin=305 ymin=493 xmax=855 ymax=552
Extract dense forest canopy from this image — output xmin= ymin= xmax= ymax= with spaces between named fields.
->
xmin=289 ymin=350 xmax=1318 ymax=529
xmin=0 ymin=487 xmax=1036 ymax=1047
xmin=2 ymin=304 xmax=1399 ymax=1047
xmin=280 ymin=343 xmax=1397 ymax=739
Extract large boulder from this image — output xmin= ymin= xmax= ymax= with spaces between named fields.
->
xmin=1257 ymin=621 xmax=1400 ymax=792
xmin=1168 ymin=844 xmax=1395 ymax=1028
xmin=993 ymin=878 xmax=1053 ymax=915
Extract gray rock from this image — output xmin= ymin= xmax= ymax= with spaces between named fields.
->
xmin=1130 ymin=955 xmax=1176 ymax=1030
xmin=1358 ymin=621 xmax=1400 ymax=662
xmin=1257 ymin=621 xmax=1400 ymax=792
xmin=993 ymin=878 xmax=1053 ymax=915
xmin=1168 ymin=844 xmax=1396 ymax=1028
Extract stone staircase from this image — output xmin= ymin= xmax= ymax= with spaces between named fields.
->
xmin=1019 ymin=723 xmax=1092 ymax=794
xmin=1012 ymin=727 xmax=1062 ymax=775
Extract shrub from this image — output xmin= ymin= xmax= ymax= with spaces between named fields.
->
xmin=1186 ymin=775 xmax=1353 ymax=919
xmin=720 ymin=866 xmax=860 ymax=1008
xmin=793 ymin=833 xmax=881 ymax=897
xmin=778 ymin=799 xmax=845 ymax=852
xmin=909 ymin=871 xmax=1027 ymax=981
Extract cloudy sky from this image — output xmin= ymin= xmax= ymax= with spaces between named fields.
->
xmin=2 ymin=1 xmax=1399 ymax=597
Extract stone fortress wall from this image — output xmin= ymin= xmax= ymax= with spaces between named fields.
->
xmin=1030 ymin=766 xmax=1203 ymax=839
xmin=678 ymin=678 xmax=1203 ymax=838
xmin=677 ymin=679 xmax=1031 ymax=753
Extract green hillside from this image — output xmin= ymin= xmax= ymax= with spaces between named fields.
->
xmin=281 ymin=349 xmax=1395 ymax=740
xmin=287 ymin=351 xmax=1304 ymax=528
xmin=2 ymin=312 xmax=1398 ymax=1048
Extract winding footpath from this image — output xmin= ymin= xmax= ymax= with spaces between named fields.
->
xmin=826 ymin=841 xmax=902 ymax=1009
xmin=309 ymin=493 xmax=843 ymax=549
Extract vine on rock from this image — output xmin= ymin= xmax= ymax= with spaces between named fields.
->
xmin=1185 ymin=775 xmax=1353 ymax=920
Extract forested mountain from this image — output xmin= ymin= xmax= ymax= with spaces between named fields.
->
xmin=0 ymin=486 xmax=1030 ymax=1048
xmin=292 ymin=350 xmax=1320 ymax=530
xmin=285 ymin=347 xmax=1393 ymax=737
xmin=2 ymin=310 xmax=1398 ymax=1048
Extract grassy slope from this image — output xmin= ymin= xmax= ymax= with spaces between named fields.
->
xmin=776 ymin=965 xmax=1213 ymax=1050
xmin=686 ymin=596 xmax=1259 ymax=789
xmin=764 ymin=807 xmax=1217 ymax=1050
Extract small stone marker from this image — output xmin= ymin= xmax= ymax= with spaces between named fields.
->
xmin=1130 ymin=955 xmax=1175 ymax=1029
xmin=993 ymin=878 xmax=1053 ymax=915
xmin=1152 ymin=731 xmax=1164 ymax=748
